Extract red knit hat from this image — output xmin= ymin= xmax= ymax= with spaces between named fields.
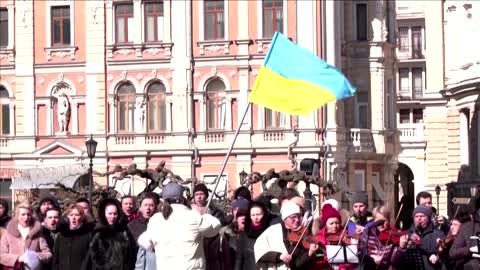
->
xmin=321 ymin=203 xmax=341 ymax=226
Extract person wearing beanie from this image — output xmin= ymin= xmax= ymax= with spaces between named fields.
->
xmin=231 ymin=197 xmax=250 ymax=218
xmin=190 ymin=183 xmax=229 ymax=270
xmin=313 ymin=204 xmax=355 ymax=270
xmin=394 ymin=205 xmax=445 ymax=270
xmin=139 ymin=182 xmax=221 ymax=270
xmin=346 ymin=191 xmax=374 ymax=234
xmin=233 ymin=186 xmax=252 ymax=201
xmin=36 ymin=194 xmax=60 ymax=222
xmin=253 ymin=201 xmax=320 ymax=270
xmin=449 ymin=197 xmax=480 ymax=269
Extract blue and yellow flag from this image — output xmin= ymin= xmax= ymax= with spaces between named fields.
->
xmin=249 ymin=32 xmax=356 ymax=115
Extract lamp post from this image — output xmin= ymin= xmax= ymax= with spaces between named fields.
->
xmin=435 ymin=185 xmax=441 ymax=213
xmin=239 ymin=169 xmax=247 ymax=186
xmin=85 ymin=134 xmax=97 ymax=204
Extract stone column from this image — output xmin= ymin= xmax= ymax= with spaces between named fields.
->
xmin=86 ymin=0 xmax=106 ymax=134
xmin=15 ymin=0 xmax=35 ymax=136
xmin=460 ymin=110 xmax=469 ymax=166
xmin=133 ymin=0 xmax=142 ymax=44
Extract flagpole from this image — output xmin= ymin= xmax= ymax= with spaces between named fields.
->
xmin=206 ymin=102 xmax=251 ymax=209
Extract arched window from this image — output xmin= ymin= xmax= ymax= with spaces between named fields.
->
xmin=0 ymin=86 xmax=10 ymax=135
xmin=147 ymin=82 xmax=167 ymax=131
xmin=116 ymin=82 xmax=135 ymax=132
xmin=206 ymin=79 xmax=226 ymax=130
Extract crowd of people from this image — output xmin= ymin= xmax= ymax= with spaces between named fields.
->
xmin=0 ymin=184 xmax=479 ymax=270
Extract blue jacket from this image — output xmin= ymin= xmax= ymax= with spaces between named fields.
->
xmin=346 ymin=212 xmax=374 ymax=234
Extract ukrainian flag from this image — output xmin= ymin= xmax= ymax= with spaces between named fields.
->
xmin=249 ymin=32 xmax=356 ymax=115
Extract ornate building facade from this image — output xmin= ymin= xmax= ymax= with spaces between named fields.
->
xmin=0 ymin=0 xmax=398 ymax=210
xmin=395 ymin=0 xmax=480 ymax=216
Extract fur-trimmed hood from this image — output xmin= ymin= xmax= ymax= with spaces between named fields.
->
xmin=95 ymin=197 xmax=128 ymax=233
xmin=6 ymin=217 xmax=43 ymax=239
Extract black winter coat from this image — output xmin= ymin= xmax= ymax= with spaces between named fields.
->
xmin=127 ymin=216 xmax=148 ymax=242
xmin=52 ymin=223 xmax=92 ymax=270
xmin=81 ymin=198 xmax=135 ymax=270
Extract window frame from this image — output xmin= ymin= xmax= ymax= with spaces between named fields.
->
xmin=355 ymin=92 xmax=369 ymax=129
xmin=146 ymin=82 xmax=167 ymax=132
xmin=264 ymin=108 xmax=288 ymax=129
xmin=0 ymin=87 xmax=10 ymax=135
xmin=205 ymin=79 xmax=227 ymax=130
xmin=412 ymin=67 xmax=423 ymax=99
xmin=355 ymin=3 xmax=368 ymax=41
xmin=116 ymin=83 xmax=136 ymax=133
xmin=144 ymin=1 xmax=164 ymax=43
xmin=0 ymin=8 xmax=8 ymax=48
xmin=46 ymin=1 xmax=74 ymax=48
xmin=262 ymin=0 xmax=284 ymax=38
xmin=115 ymin=2 xmax=135 ymax=44
xmin=203 ymin=0 xmax=225 ymax=40
xmin=51 ymin=6 xmax=71 ymax=47
xmin=398 ymin=27 xmax=409 ymax=52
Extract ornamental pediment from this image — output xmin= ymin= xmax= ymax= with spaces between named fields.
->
xmin=32 ymin=140 xmax=83 ymax=156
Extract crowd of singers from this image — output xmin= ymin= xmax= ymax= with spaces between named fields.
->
xmin=0 ymin=184 xmax=479 ymax=270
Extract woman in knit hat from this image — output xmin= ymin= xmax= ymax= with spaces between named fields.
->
xmin=315 ymin=204 xmax=356 ymax=270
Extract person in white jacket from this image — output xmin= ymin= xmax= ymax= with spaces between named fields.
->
xmin=139 ymin=182 xmax=221 ymax=270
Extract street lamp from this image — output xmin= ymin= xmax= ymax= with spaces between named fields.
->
xmin=435 ymin=185 xmax=441 ymax=213
xmin=85 ymin=134 xmax=97 ymax=204
xmin=239 ymin=169 xmax=247 ymax=186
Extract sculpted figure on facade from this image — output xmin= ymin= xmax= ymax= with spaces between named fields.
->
xmin=57 ymin=93 xmax=70 ymax=134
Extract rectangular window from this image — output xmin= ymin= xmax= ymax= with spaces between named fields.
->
xmin=399 ymin=68 xmax=410 ymax=95
xmin=265 ymin=108 xmax=288 ymax=129
xmin=51 ymin=6 xmax=71 ymax=46
xmin=0 ymin=9 xmax=7 ymax=47
xmin=398 ymin=27 xmax=409 ymax=51
xmin=411 ymin=26 xmax=423 ymax=58
xmin=412 ymin=68 xmax=423 ymax=99
xmin=118 ymin=100 xmax=135 ymax=132
xmin=386 ymin=79 xmax=395 ymax=129
xmin=115 ymin=3 xmax=134 ymax=43
xmin=204 ymin=0 xmax=225 ymax=40
xmin=413 ymin=109 xmax=423 ymax=123
xmin=262 ymin=0 xmax=283 ymax=38
xmin=356 ymin=3 xmax=367 ymax=41
xmin=207 ymin=97 xmax=226 ymax=130
xmin=0 ymin=104 xmax=9 ymax=135
xmin=355 ymin=92 xmax=369 ymax=128
xmin=353 ymin=170 xmax=365 ymax=192
xmin=399 ymin=109 xmax=410 ymax=124
xmin=145 ymin=1 xmax=164 ymax=42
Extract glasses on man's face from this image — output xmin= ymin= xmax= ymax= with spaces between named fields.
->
xmin=287 ymin=214 xmax=302 ymax=221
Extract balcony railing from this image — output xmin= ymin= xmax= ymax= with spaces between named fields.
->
xmin=397 ymin=46 xmax=425 ymax=60
xmin=346 ymin=128 xmax=375 ymax=152
xmin=398 ymin=123 xmax=425 ymax=143
xmin=0 ymin=137 xmax=9 ymax=147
